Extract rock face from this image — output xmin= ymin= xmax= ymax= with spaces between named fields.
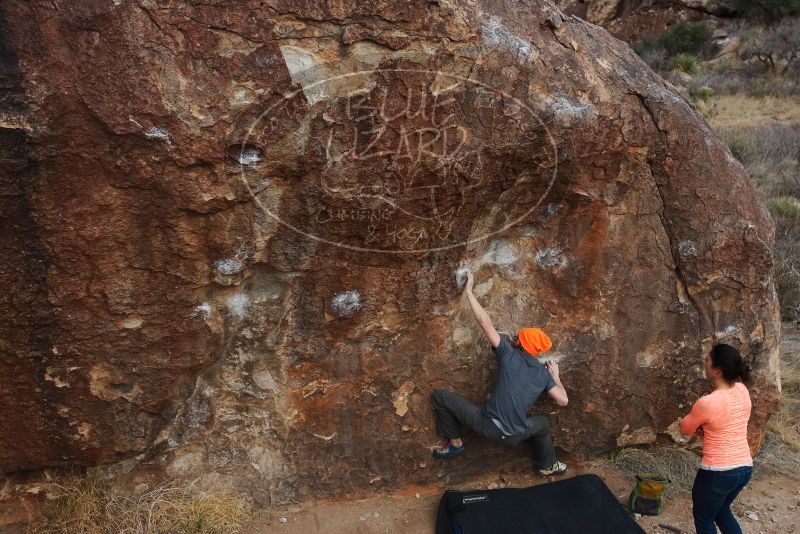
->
xmin=559 ymin=0 xmax=732 ymax=42
xmin=587 ymin=0 xmax=623 ymax=25
xmin=0 ymin=0 xmax=779 ymax=503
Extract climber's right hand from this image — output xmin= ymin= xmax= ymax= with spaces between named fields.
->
xmin=464 ymin=271 xmax=474 ymax=293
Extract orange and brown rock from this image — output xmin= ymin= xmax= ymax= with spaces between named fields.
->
xmin=0 ymin=0 xmax=779 ymax=503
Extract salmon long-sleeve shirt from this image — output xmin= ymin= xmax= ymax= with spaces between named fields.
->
xmin=679 ymin=382 xmax=752 ymax=469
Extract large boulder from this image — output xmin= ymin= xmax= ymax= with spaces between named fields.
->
xmin=0 ymin=0 xmax=779 ymax=503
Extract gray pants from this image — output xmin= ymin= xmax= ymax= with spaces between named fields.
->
xmin=431 ymin=389 xmax=556 ymax=469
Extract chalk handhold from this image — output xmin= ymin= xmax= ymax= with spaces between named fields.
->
xmin=226 ymin=293 xmax=250 ymax=318
xmin=144 ymin=126 xmax=171 ymax=144
xmin=330 ymin=291 xmax=362 ymax=318
xmin=454 ymin=265 xmax=469 ymax=289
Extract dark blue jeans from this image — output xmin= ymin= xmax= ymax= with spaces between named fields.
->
xmin=431 ymin=389 xmax=556 ymax=469
xmin=691 ymin=466 xmax=752 ymax=534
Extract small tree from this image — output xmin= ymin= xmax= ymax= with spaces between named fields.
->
xmin=741 ymin=18 xmax=800 ymax=73
xmin=657 ymin=21 xmax=715 ymax=57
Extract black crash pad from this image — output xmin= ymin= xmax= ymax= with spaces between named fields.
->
xmin=435 ymin=474 xmax=646 ymax=534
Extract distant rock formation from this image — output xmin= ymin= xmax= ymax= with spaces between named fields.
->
xmin=557 ymin=0 xmax=734 ymax=41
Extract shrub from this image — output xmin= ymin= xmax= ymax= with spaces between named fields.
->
xmin=634 ymin=22 xmax=715 ymax=70
xmin=694 ymin=86 xmax=715 ymax=101
xmin=768 ymin=196 xmax=800 ymax=219
xmin=640 ymin=46 xmax=669 ymax=71
xmin=726 ymin=136 xmax=755 ymax=162
xmin=658 ymin=21 xmax=715 ymax=57
xmin=767 ymin=196 xmax=800 ymax=223
xmin=671 ymin=53 xmax=699 ymax=74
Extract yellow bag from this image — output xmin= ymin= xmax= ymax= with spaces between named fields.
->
xmin=628 ymin=473 xmax=670 ymax=515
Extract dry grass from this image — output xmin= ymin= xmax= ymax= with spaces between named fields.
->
xmin=755 ymin=432 xmax=800 ymax=479
xmin=610 ymin=447 xmax=701 ymax=496
xmin=767 ymin=403 xmax=800 ymax=452
xmin=783 ymin=352 xmax=800 ymax=397
xmin=27 ymin=473 xmax=249 ymax=534
xmin=716 ymin=122 xmax=800 ymax=196
xmin=766 ymin=344 xmax=800 ymax=452
xmin=766 ymin=196 xmax=800 ymax=319
xmin=707 ymin=95 xmax=800 ymax=128
xmin=768 ymin=196 xmax=800 ymax=220
xmin=711 ymin=115 xmax=800 ymax=320
xmin=693 ymin=60 xmax=800 ymax=98
xmin=758 ymin=324 xmax=800 ymax=476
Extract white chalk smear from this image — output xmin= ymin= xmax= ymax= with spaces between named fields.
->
xmin=482 ymin=18 xmax=537 ymax=63
xmin=636 ymin=352 xmax=658 ymax=368
xmin=537 ymin=354 xmax=563 ymax=364
xmin=534 ymin=248 xmax=568 ymax=269
xmin=191 ymin=303 xmax=212 ymax=320
xmin=214 ymin=245 xmax=249 ymax=276
xmin=237 ymin=146 xmax=263 ymax=165
xmin=483 ymin=239 xmax=517 ymax=266
xmin=546 ymin=97 xmax=596 ymax=122
xmin=715 ymin=325 xmax=741 ymax=339
xmin=215 ymin=256 xmax=244 ymax=275
xmin=120 ymin=317 xmax=143 ymax=329
xmin=678 ymin=240 xmax=697 ymax=258
xmin=330 ymin=291 xmax=362 ymax=318
xmin=454 ymin=265 xmax=469 ymax=289
xmin=226 ymin=293 xmax=250 ymax=318
xmin=144 ymin=126 xmax=171 ymax=144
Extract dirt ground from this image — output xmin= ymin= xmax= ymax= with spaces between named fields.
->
xmin=241 ymin=463 xmax=800 ymax=534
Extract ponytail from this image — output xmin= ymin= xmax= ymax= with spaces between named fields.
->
xmin=710 ymin=344 xmax=751 ymax=384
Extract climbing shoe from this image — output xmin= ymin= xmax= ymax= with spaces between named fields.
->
xmin=538 ymin=460 xmax=567 ymax=476
xmin=432 ymin=442 xmax=465 ymax=459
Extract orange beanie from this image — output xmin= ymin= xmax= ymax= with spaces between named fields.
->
xmin=518 ymin=328 xmax=552 ymax=357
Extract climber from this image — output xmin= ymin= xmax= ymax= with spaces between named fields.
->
xmin=430 ymin=271 xmax=569 ymax=476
